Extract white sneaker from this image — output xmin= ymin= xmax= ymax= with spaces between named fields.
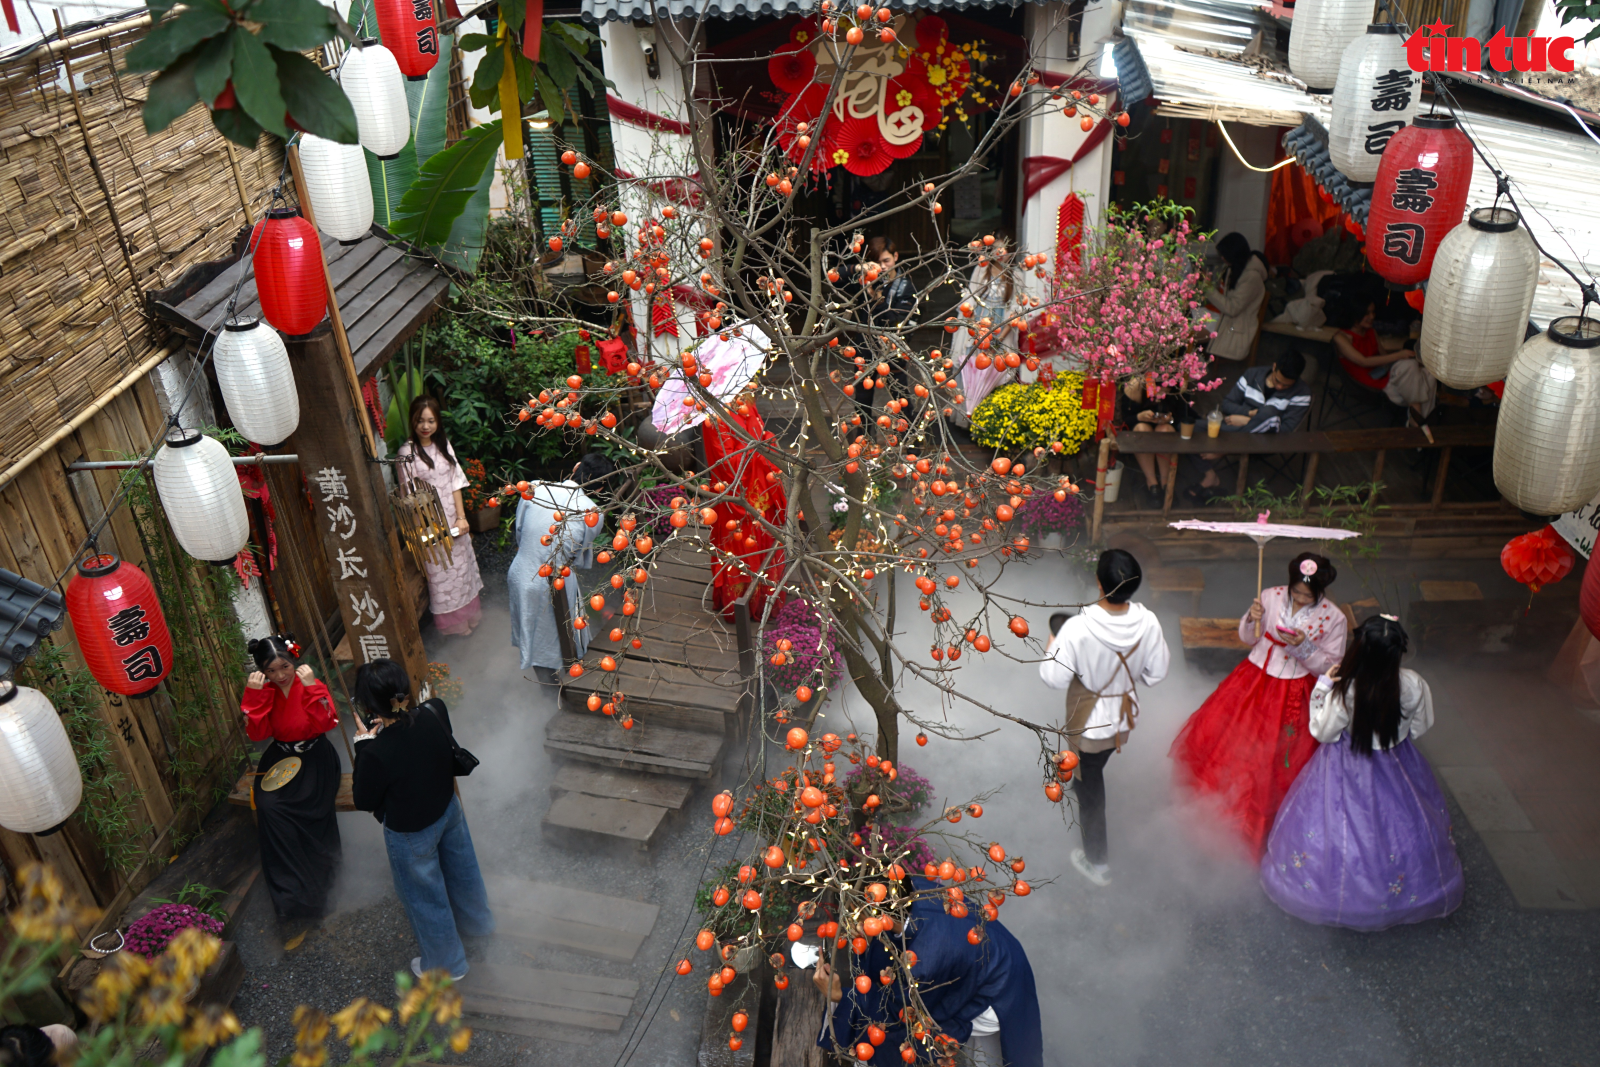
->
xmin=412 ymin=956 xmax=468 ymax=981
xmin=1071 ymin=848 xmax=1112 ymax=887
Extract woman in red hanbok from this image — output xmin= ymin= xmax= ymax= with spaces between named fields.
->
xmin=1170 ymin=553 xmax=1348 ymax=859
xmin=700 ymin=398 xmax=787 ymax=620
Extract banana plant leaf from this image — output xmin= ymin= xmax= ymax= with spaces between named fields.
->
xmin=388 ymin=120 xmax=504 ymax=247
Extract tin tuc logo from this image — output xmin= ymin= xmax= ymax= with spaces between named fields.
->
xmin=1405 ymin=21 xmax=1579 ymax=73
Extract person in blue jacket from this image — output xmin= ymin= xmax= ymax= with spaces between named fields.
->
xmin=814 ymin=877 xmax=1042 ymax=1067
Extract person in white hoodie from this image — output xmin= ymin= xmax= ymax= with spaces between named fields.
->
xmin=1040 ymin=549 xmax=1171 ymax=887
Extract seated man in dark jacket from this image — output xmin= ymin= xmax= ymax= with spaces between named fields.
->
xmin=1186 ymin=350 xmax=1311 ymax=502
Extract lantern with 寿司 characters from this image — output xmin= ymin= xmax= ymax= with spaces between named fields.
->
xmin=65 ymin=552 xmax=173 ymax=697
xmin=1364 ymin=115 xmax=1473 ymax=285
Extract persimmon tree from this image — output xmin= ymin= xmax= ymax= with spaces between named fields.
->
xmin=452 ymin=5 xmax=1211 ymax=1059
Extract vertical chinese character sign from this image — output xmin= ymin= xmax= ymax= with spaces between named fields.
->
xmin=64 ymin=554 xmax=173 ymax=697
xmin=1365 ymin=114 xmax=1473 ymax=285
xmin=312 ymin=467 xmax=393 ymax=664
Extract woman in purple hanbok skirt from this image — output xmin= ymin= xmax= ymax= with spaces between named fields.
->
xmin=1261 ymin=615 xmax=1464 ymax=931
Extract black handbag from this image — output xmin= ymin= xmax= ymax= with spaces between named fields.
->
xmin=419 ymin=698 xmax=479 ymax=777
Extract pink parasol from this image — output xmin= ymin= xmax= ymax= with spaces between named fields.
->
xmin=1169 ymin=512 xmax=1361 ymax=638
xmin=650 ymin=324 xmax=772 ymax=436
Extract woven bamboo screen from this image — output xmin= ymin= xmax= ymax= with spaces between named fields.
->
xmin=0 ymin=14 xmax=283 ymax=475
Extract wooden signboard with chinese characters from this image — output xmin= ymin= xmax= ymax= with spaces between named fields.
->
xmin=286 ymin=326 xmax=427 ymax=699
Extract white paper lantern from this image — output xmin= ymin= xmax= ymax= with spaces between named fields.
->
xmin=1493 ymin=316 xmax=1600 ymax=515
xmin=339 ymin=42 xmax=410 ymax=159
xmin=214 ymin=319 xmax=300 ymax=447
xmin=0 ymin=682 xmax=82 ymax=835
xmin=1328 ymin=25 xmax=1419 ymax=182
xmin=298 ymin=134 xmax=375 ymax=244
xmin=1418 ymin=207 xmax=1540 ymax=389
xmin=152 ymin=429 xmax=251 ymax=564
xmin=1288 ymin=0 xmax=1375 ymax=92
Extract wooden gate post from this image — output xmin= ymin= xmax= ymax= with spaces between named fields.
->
xmin=285 ymin=326 xmax=428 ymax=700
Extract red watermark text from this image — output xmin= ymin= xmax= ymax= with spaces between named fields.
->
xmin=1405 ymin=21 xmax=1579 ymax=73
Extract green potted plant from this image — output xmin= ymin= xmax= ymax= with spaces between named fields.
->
xmin=460 ymin=458 xmax=500 ymax=533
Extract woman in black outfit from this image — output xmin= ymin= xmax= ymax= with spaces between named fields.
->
xmin=351 ymin=659 xmax=493 ymax=979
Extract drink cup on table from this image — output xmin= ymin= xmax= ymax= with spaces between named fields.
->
xmin=1179 ymin=419 xmax=1195 ymax=439
xmin=1206 ymin=409 xmax=1222 ymax=438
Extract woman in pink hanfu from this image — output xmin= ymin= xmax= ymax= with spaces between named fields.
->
xmin=398 ymin=396 xmax=484 ymax=636
xmin=1170 ymin=552 xmax=1348 ymax=859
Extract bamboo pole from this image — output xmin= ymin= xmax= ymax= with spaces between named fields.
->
xmin=285 ymin=143 xmax=376 ymax=458
xmin=223 ymin=140 xmax=255 ymax=225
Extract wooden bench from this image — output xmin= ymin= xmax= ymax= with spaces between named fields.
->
xmin=1179 ymin=616 xmax=1251 ymax=673
xmin=1146 ymin=566 xmax=1204 ymax=614
xmin=1093 ymin=424 xmax=1498 ymax=539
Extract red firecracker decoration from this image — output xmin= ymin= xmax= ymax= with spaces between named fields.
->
xmin=1501 ymin=525 xmax=1575 ymax=609
xmin=253 ymin=210 xmax=327 ymax=336
xmin=65 ymin=553 xmax=173 ymax=697
xmin=1365 ymin=114 xmax=1473 ymax=285
xmin=374 ymin=0 xmax=440 ymax=79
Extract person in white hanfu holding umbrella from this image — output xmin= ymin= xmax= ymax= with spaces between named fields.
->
xmin=507 ymin=454 xmax=615 ymax=685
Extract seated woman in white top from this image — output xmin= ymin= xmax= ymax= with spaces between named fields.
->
xmin=1261 ymin=614 xmax=1464 ymax=931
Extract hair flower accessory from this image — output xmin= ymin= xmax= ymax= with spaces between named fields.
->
xmin=1299 ymin=559 xmax=1319 ymax=577
xmin=1379 ymin=612 xmax=1399 ymax=622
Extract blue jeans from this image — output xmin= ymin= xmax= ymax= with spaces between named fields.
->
xmin=382 ymin=795 xmax=494 ymax=975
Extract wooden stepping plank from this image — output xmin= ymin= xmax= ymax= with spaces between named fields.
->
xmin=484 ymin=875 xmax=659 ymax=961
xmin=228 ymin=772 xmax=354 ymax=811
xmin=545 ymin=712 xmax=723 ymax=778
xmin=458 ymin=963 xmax=637 ymax=1032
xmin=560 ymin=659 xmax=743 ymax=732
xmin=588 ymin=618 xmax=740 ymax=673
xmin=552 ymin=763 xmax=693 ymax=809
xmin=543 ymin=791 xmax=668 ymax=851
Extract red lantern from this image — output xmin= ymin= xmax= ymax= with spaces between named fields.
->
xmin=1582 ymin=555 xmax=1600 ymax=642
xmin=65 ymin=554 xmax=173 ymax=697
xmin=1501 ymin=525 xmax=1575 ymax=600
xmin=1365 ymin=114 xmax=1473 ymax=285
xmin=374 ymin=0 xmax=439 ymax=80
xmin=253 ymin=209 xmax=327 ymax=337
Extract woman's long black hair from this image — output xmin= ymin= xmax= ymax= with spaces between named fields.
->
xmin=407 ymin=395 xmax=456 ymax=469
xmin=1215 ymin=231 xmax=1268 ymax=290
xmin=1333 ymin=615 xmax=1409 ymax=755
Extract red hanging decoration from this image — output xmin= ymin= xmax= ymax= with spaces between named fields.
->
xmin=374 ymin=0 xmax=440 ymax=79
xmin=1583 ymin=554 xmax=1600 ymax=642
xmin=1056 ymin=192 xmax=1085 ymax=276
xmin=1365 ymin=114 xmax=1473 ymax=285
xmin=1501 ymin=524 xmax=1575 ymax=605
xmin=253 ymin=210 xmax=327 ymax=336
xmin=65 ymin=554 xmax=173 ymax=697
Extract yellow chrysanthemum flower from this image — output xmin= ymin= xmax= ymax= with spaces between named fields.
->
xmin=332 ymin=997 xmax=393 ymax=1047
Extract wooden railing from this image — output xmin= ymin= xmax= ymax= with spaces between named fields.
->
xmin=1091 ymin=424 xmax=1497 ymax=540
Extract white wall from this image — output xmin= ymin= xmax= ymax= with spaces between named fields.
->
xmin=1210 ymin=121 xmax=1276 ymax=252
xmin=1017 ymin=0 xmax=1118 ymax=304
xmin=600 ymin=17 xmax=704 ymax=357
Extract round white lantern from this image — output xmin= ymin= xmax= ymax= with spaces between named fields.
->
xmin=1288 ymin=0 xmax=1374 ymax=93
xmin=1493 ymin=316 xmax=1600 ymax=515
xmin=298 ymin=134 xmax=375 ymax=244
xmin=1418 ymin=207 xmax=1540 ymax=389
xmin=0 ymin=682 xmax=82 ymax=835
xmin=214 ymin=319 xmax=300 ymax=447
xmin=339 ymin=42 xmax=410 ymax=160
xmin=1328 ymin=25 xmax=1420 ymax=182
xmin=152 ymin=429 xmax=251 ymax=564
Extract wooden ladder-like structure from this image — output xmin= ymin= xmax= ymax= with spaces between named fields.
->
xmin=542 ymin=539 xmax=756 ymax=858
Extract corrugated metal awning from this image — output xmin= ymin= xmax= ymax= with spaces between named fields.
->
xmin=1139 ymin=41 xmax=1600 ymax=327
xmin=582 ymin=0 xmax=1037 ymax=22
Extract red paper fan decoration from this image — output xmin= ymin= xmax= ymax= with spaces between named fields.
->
xmin=776 ymin=84 xmax=834 ymax=171
xmin=768 ymin=46 xmax=816 ymax=94
xmin=836 ymin=117 xmax=893 ymax=177
xmin=1501 ymin=524 xmax=1575 ymax=596
xmin=882 ymin=74 xmax=941 ymax=157
xmin=916 ymin=14 xmax=948 ymax=48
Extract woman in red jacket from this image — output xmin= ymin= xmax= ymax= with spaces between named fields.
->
xmin=242 ymin=634 xmax=342 ymax=922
